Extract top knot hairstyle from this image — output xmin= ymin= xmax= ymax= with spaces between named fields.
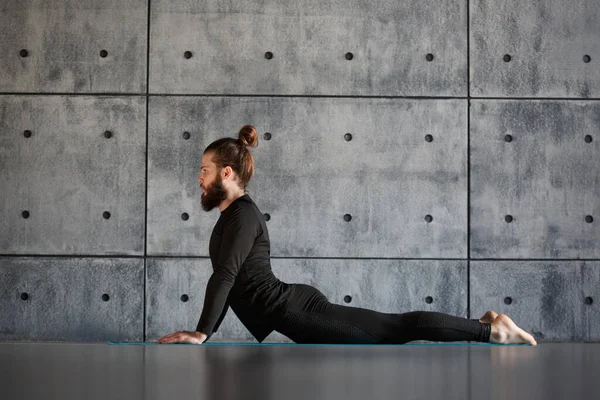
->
xmin=204 ymin=125 xmax=259 ymax=193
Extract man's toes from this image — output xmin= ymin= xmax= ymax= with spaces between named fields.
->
xmin=520 ymin=330 xmax=537 ymax=346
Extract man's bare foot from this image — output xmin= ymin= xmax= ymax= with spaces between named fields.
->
xmin=479 ymin=310 xmax=499 ymax=323
xmin=489 ymin=314 xmax=537 ymax=346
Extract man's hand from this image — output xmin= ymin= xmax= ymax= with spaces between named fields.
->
xmin=156 ymin=330 xmax=208 ymax=344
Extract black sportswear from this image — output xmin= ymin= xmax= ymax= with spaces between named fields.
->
xmin=196 ymin=194 xmax=491 ymax=344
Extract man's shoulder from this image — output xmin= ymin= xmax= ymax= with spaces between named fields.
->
xmin=224 ymin=196 xmax=261 ymax=225
xmin=228 ymin=195 xmax=255 ymax=213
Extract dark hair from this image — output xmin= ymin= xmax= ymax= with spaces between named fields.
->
xmin=204 ymin=125 xmax=259 ymax=192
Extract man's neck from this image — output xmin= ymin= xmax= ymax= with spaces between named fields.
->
xmin=218 ymin=192 xmax=245 ymax=212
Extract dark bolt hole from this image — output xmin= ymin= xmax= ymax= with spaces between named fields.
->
xmin=104 ymin=131 xmax=112 ymax=139
xmin=103 ymin=211 xmax=111 ymax=219
xmin=183 ymin=131 xmax=190 ymax=140
xmin=181 ymin=213 xmax=189 ymax=221
xmin=100 ymin=50 xmax=108 ymax=58
xmin=20 ymin=49 xmax=28 ymax=57
xmin=343 ymin=214 xmax=352 ymax=222
xmin=265 ymin=51 xmax=273 ymax=60
xmin=345 ymin=52 xmax=354 ymax=60
xmin=584 ymin=135 xmax=593 ymax=143
xmin=504 ymin=297 xmax=512 ymax=305
xmin=425 ymin=134 xmax=433 ymax=142
xmin=181 ymin=294 xmax=189 ymax=302
xmin=344 ymin=295 xmax=352 ymax=303
xmin=426 ymin=53 xmax=434 ymax=62
xmin=24 ymin=130 xmax=32 ymax=138
xmin=264 ymin=132 xmax=272 ymax=140
xmin=503 ymin=54 xmax=511 ymax=62
xmin=264 ymin=213 xmax=271 ymax=221
xmin=22 ymin=211 xmax=30 ymax=219
xmin=20 ymin=292 xmax=29 ymax=301
xmin=583 ymin=55 xmax=591 ymax=63
xmin=585 ymin=215 xmax=594 ymax=223
xmin=505 ymin=215 xmax=513 ymax=223
xmin=505 ymin=134 xmax=513 ymax=142
xmin=102 ymin=294 xmax=110 ymax=302
xmin=184 ymin=51 xmax=192 ymax=59
xmin=344 ymin=133 xmax=353 ymax=141
xmin=425 ymin=215 xmax=433 ymax=223
xmin=425 ymin=296 xmax=433 ymax=304
xmin=585 ymin=297 xmax=593 ymax=305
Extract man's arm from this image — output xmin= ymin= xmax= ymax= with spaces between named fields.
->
xmin=195 ymin=206 xmax=258 ymax=335
xmin=199 ymin=303 xmax=229 ymax=343
xmin=213 ymin=302 xmax=229 ymax=332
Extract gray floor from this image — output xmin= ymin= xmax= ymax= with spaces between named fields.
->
xmin=1 ymin=342 xmax=597 ymax=400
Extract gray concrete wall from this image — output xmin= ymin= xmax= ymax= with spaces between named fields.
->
xmin=0 ymin=0 xmax=598 ymax=343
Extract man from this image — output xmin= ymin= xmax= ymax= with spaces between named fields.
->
xmin=157 ymin=126 xmax=537 ymax=346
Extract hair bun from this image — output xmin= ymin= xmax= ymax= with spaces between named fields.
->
xmin=238 ymin=125 xmax=259 ymax=148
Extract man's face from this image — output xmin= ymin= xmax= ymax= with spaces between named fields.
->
xmin=198 ymin=153 xmax=227 ymax=212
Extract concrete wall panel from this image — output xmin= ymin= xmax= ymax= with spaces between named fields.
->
xmin=470 ymin=100 xmax=599 ymax=259
xmin=147 ymin=96 xmax=468 ymax=258
xmin=150 ymin=0 xmax=467 ymax=96
xmin=0 ymin=96 xmax=146 ymax=255
xmin=470 ymin=0 xmax=600 ymax=97
xmin=147 ymin=258 xmax=466 ymax=342
xmin=471 ymin=261 xmax=600 ymax=342
xmin=0 ymin=0 xmax=147 ymax=93
xmin=0 ymin=257 xmax=144 ymax=341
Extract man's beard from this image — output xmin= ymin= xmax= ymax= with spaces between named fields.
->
xmin=201 ymin=174 xmax=228 ymax=212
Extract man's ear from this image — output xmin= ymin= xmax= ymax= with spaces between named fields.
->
xmin=222 ymin=166 xmax=232 ymax=179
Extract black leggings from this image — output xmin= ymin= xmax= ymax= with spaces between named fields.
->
xmin=273 ymin=284 xmax=491 ymax=344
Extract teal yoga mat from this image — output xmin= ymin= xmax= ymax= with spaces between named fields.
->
xmin=107 ymin=342 xmax=530 ymax=346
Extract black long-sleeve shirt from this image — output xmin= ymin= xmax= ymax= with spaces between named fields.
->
xmin=195 ymin=194 xmax=290 ymax=342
